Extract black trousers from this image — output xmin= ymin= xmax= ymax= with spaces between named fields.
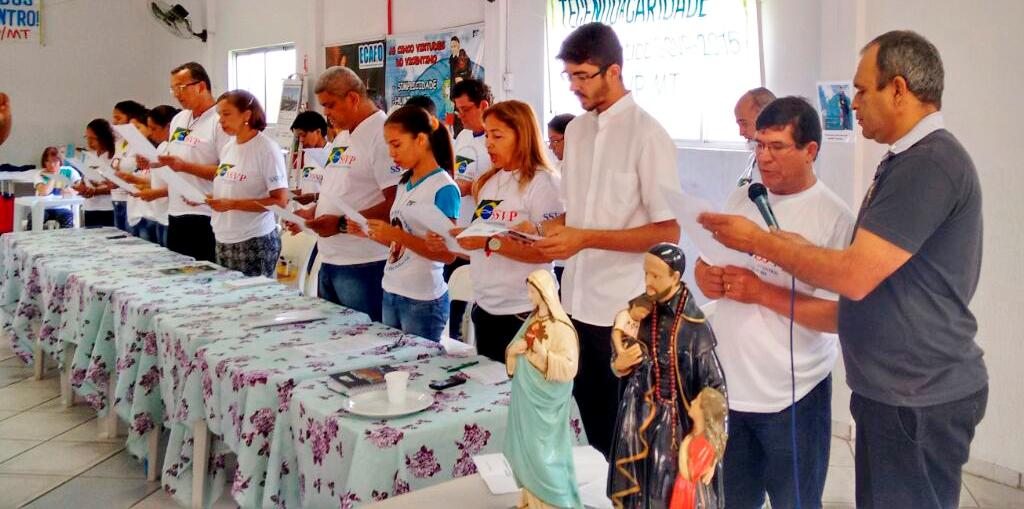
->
xmin=83 ymin=209 xmax=114 ymax=227
xmin=851 ymin=386 xmax=988 ymax=508
xmin=470 ymin=304 xmax=528 ymax=363
xmin=166 ymin=214 xmax=216 ymax=263
xmin=443 ymin=257 xmax=470 ymax=340
xmin=571 ymin=317 xmax=622 ymax=458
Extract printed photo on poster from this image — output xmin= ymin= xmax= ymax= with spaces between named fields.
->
xmin=817 ymin=81 xmax=855 ymax=142
xmin=326 ymin=39 xmax=387 ymax=110
xmin=385 ymin=24 xmax=486 ymax=130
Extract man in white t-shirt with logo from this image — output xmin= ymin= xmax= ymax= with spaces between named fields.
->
xmin=297 ymin=66 xmax=401 ymax=322
xmin=153 ymin=62 xmax=230 ymax=263
xmin=695 ymin=97 xmax=855 ymax=508
xmin=535 ymin=23 xmax=683 ymax=458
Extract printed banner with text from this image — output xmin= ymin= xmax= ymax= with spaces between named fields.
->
xmin=326 ymin=38 xmax=388 ymax=110
xmin=385 ymin=23 xmax=486 ymax=128
xmin=1 ymin=0 xmax=41 ymax=44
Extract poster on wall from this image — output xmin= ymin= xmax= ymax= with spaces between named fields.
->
xmin=816 ymin=81 xmax=854 ymax=143
xmin=326 ymin=39 xmax=387 ymax=110
xmin=0 ymin=1 xmax=41 ymax=43
xmin=546 ymin=0 xmax=761 ymax=141
xmin=385 ymin=23 xmax=485 ymax=128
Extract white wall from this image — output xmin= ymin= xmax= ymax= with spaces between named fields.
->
xmin=3 ymin=0 xmax=1021 ymax=475
xmin=0 ymin=0 xmax=205 ymax=165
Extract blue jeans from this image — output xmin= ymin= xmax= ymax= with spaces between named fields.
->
xmin=112 ymin=201 xmax=129 ymax=232
xmin=133 ymin=218 xmax=166 ymax=246
xmin=723 ymin=375 xmax=832 ymax=509
xmin=381 ymin=291 xmax=449 ymax=342
xmin=318 ymin=261 xmax=385 ymax=322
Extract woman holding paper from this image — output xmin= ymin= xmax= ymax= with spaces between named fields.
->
xmin=356 ymin=105 xmax=459 ymax=341
xmin=130 ymin=105 xmax=179 ymax=246
xmin=206 ymin=90 xmax=288 ymax=277
xmin=289 ymin=111 xmax=328 ymax=205
xmin=111 ymin=100 xmax=149 ymax=233
xmin=72 ymin=118 xmax=117 ymax=227
xmin=445 ymin=100 xmax=564 ymax=363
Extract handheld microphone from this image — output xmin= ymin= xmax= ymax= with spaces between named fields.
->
xmin=747 ymin=183 xmax=780 ymax=230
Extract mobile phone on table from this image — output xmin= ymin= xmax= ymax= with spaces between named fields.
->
xmin=429 ymin=374 xmax=468 ymax=391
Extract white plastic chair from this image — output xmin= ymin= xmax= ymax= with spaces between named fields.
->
xmin=447 ymin=265 xmax=475 ymax=346
xmin=281 ymin=231 xmax=317 ymax=294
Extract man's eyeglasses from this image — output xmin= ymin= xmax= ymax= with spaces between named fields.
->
xmin=169 ymin=81 xmax=201 ymax=95
xmin=560 ymin=66 xmax=609 ymax=85
xmin=754 ymin=142 xmax=797 ymax=156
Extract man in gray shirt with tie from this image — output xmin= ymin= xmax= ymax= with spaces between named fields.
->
xmin=699 ymin=30 xmax=987 ymax=508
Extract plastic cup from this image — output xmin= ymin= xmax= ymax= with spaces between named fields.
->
xmin=385 ymin=371 xmax=409 ymax=405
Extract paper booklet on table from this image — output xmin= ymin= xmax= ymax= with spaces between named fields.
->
xmin=472 ymin=446 xmax=611 ymax=503
xmin=303 ymin=147 xmax=330 ymax=169
xmin=461 ymin=361 xmax=509 ymax=385
xmin=327 ymin=365 xmax=398 ymax=395
xmin=296 ymin=336 xmax=393 ymax=359
xmin=111 ymin=123 xmax=159 ymax=161
xmin=405 ymin=203 xmax=471 ymax=257
xmin=223 ymin=276 xmax=277 ymax=289
xmin=663 ymin=187 xmax=750 ymax=268
xmin=248 ymin=309 xmax=326 ymax=329
xmin=153 ymin=166 xmax=209 ymax=204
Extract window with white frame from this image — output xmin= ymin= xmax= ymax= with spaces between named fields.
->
xmin=229 ymin=43 xmax=297 ymax=124
xmin=545 ymin=0 xmax=763 ymax=144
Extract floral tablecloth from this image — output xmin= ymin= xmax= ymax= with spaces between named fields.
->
xmin=275 ymin=355 xmax=587 ymax=509
xmin=151 ymin=296 xmax=445 ymax=508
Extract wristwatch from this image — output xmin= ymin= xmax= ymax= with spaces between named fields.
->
xmin=336 ymin=216 xmax=348 ymax=234
xmin=485 ymin=236 xmax=502 ymax=257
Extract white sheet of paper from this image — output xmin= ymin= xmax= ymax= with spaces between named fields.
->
xmin=405 ymin=203 xmax=471 ymax=257
xmin=328 ymin=196 xmax=368 ymax=231
xmin=265 ymin=204 xmax=314 ymax=234
xmin=461 ymin=361 xmax=509 ymax=385
xmin=663 ymin=188 xmax=749 ymax=267
xmin=296 ymin=336 xmax=392 ymax=357
xmin=96 ymin=167 xmax=140 ymax=194
xmin=248 ymin=309 xmax=326 ymax=329
xmin=456 ymin=221 xmax=509 ymax=239
xmin=111 ymin=123 xmax=159 ymax=161
xmin=440 ymin=336 xmax=477 ymax=357
xmin=223 ymin=276 xmax=277 ymax=289
xmin=67 ymin=155 xmax=106 ymax=184
xmin=471 ymin=453 xmax=520 ymax=495
xmin=153 ymin=166 xmax=209 ymax=204
xmin=303 ymin=147 xmax=329 ymax=169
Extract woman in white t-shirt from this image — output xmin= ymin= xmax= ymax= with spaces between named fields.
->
xmin=110 ymin=100 xmax=148 ymax=233
xmin=72 ymin=118 xmax=117 ymax=227
xmin=29 ymin=146 xmax=81 ymax=230
xmin=289 ymin=111 xmax=329 ymax=205
xmin=205 ymin=90 xmax=288 ymax=277
xmin=131 ymin=105 xmax=179 ymax=246
xmin=448 ymin=100 xmax=565 ymax=362
xmin=357 ymin=105 xmax=459 ymax=341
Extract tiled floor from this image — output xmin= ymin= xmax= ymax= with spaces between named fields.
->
xmin=0 ymin=341 xmax=1022 ymax=508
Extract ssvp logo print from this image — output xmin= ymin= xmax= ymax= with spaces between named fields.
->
xmin=171 ymin=127 xmax=190 ymax=142
xmin=328 ymin=146 xmax=348 ymax=165
xmin=475 ymin=200 xmax=503 ymax=220
xmin=216 ymin=163 xmax=234 ymax=178
xmin=456 ymin=155 xmax=474 ymax=175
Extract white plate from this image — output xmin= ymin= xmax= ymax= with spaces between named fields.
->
xmin=344 ymin=389 xmax=433 ymax=418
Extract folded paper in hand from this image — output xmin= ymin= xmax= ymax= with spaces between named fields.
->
xmin=265 ymin=204 xmax=314 ymax=234
xmin=111 ymin=123 xmax=159 ymax=161
xmin=154 ymin=167 xmax=208 ymax=204
xmin=663 ymin=188 xmax=749 ymax=267
xmin=405 ymin=203 xmax=470 ymax=256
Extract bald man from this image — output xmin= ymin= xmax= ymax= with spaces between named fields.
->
xmin=734 ymin=87 xmax=776 ymax=186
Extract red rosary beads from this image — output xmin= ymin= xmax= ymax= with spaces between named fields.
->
xmin=650 ymin=288 xmax=688 ymax=449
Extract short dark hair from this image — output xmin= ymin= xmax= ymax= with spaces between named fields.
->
xmin=114 ymin=100 xmax=148 ymax=124
xmin=171 ymin=61 xmax=212 ymax=92
xmin=755 ymin=96 xmax=822 ymax=154
xmin=290 ymin=111 xmax=328 ymax=136
xmin=556 ymin=22 xmax=623 ymax=68
xmin=216 ymin=89 xmax=268 ymax=131
xmin=86 ymin=118 xmax=116 ymax=158
xmin=863 ymin=30 xmax=944 ymax=107
xmin=547 ymin=113 xmax=575 ymax=134
xmin=404 ymin=95 xmax=437 ymax=117
xmin=451 ymin=79 xmax=492 ymax=106
xmin=451 ymin=36 xmax=460 ymax=43
xmin=147 ymin=105 xmax=180 ymax=128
